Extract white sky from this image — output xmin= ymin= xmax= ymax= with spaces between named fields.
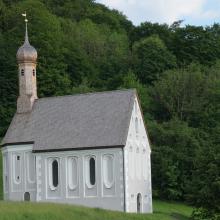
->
xmin=95 ymin=0 xmax=220 ymax=26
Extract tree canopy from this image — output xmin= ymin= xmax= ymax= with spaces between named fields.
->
xmin=0 ymin=0 xmax=219 ymax=218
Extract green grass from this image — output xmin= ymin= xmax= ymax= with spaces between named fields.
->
xmin=0 ymin=200 xmax=193 ymax=220
xmin=0 ymin=152 xmax=2 ymax=200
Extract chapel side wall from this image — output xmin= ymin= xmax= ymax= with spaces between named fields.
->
xmin=1 ymin=144 xmax=36 ymax=201
xmin=35 ymin=148 xmax=125 ymax=211
xmin=124 ymin=97 xmax=152 ymax=213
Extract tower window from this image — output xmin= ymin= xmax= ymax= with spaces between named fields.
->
xmin=21 ymin=69 xmax=24 ymax=76
xmin=33 ymin=69 xmax=35 ymax=76
xmin=17 ymin=156 xmax=20 ymax=160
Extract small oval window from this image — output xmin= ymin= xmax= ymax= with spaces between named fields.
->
xmin=52 ymin=160 xmax=58 ymax=188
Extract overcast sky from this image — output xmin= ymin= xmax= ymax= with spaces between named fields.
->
xmin=95 ymin=0 xmax=220 ymax=26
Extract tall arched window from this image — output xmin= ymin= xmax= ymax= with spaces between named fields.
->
xmin=134 ymin=101 xmax=137 ymax=114
xmin=27 ymin=153 xmax=35 ymax=183
xmin=136 ymin=147 xmax=141 ymax=179
xmin=52 ymin=160 xmax=58 ymax=188
xmin=142 ymin=148 xmax=148 ymax=180
xmin=103 ymin=155 xmax=114 ymax=188
xmin=13 ymin=154 xmax=21 ymax=184
xmin=3 ymin=155 xmax=8 ymax=192
xmin=129 ymin=146 xmax=133 ymax=178
xmin=68 ymin=157 xmax=78 ymax=190
xmin=89 ymin=157 xmax=96 ymax=186
xmin=135 ymin=117 xmax=139 ymax=134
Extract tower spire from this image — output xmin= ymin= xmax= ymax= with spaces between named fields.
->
xmin=25 ymin=20 xmax=29 ymax=44
xmin=22 ymin=11 xmax=29 ymax=44
xmin=16 ymin=12 xmax=38 ymax=113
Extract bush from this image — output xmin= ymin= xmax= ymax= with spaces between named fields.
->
xmin=191 ymin=208 xmax=220 ymax=220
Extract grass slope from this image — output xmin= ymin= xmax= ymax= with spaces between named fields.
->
xmin=0 ymin=200 xmax=193 ymax=220
xmin=0 ymin=152 xmax=2 ymax=200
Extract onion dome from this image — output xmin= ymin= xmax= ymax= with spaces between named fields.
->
xmin=16 ymin=23 xmax=37 ymax=64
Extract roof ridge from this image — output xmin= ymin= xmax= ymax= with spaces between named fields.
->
xmin=36 ymin=88 xmax=136 ymax=101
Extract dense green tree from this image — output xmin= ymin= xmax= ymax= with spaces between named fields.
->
xmin=150 ymin=64 xmax=205 ymax=122
xmin=148 ymin=62 xmax=220 ymax=216
xmin=0 ymin=0 xmax=219 ymax=216
xmin=132 ymin=35 xmax=177 ymax=84
xmin=130 ymin=22 xmax=172 ymax=47
xmin=149 ymin=119 xmax=199 ymax=200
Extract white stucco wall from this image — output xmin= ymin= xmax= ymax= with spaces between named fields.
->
xmin=124 ymin=97 xmax=153 ymax=213
xmin=35 ymin=148 xmax=125 ymax=211
xmin=1 ymin=144 xmax=36 ymax=201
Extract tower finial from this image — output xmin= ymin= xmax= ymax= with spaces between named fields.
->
xmin=22 ymin=12 xmax=29 ymax=44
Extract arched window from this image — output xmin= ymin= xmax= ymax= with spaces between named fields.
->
xmin=68 ymin=157 xmax=78 ymax=190
xmin=33 ymin=69 xmax=35 ymax=76
xmin=13 ymin=154 xmax=21 ymax=184
xmin=129 ymin=146 xmax=135 ymax=179
xmin=89 ymin=157 xmax=96 ymax=186
xmin=3 ymin=155 xmax=8 ymax=192
xmin=134 ymin=101 xmax=137 ymax=114
xmin=137 ymin=193 xmax=142 ymax=213
xmin=52 ymin=160 xmax=58 ymax=188
xmin=142 ymin=147 xmax=148 ymax=180
xmin=24 ymin=192 xmax=30 ymax=201
xmin=136 ymin=147 xmax=141 ymax=179
xmin=135 ymin=117 xmax=139 ymax=134
xmin=103 ymin=155 xmax=114 ymax=188
xmin=135 ymin=117 xmax=139 ymax=133
xmin=27 ymin=153 xmax=35 ymax=183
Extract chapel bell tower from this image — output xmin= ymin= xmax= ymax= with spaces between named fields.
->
xmin=16 ymin=13 xmax=38 ymax=113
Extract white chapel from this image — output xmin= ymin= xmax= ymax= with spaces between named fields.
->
xmin=1 ymin=20 xmax=152 ymax=213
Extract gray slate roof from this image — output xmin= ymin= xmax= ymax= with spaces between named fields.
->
xmin=2 ymin=89 xmax=136 ymax=152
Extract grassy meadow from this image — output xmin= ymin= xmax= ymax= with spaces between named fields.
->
xmin=0 ymin=152 xmax=2 ymax=200
xmin=0 ymin=200 xmax=193 ymax=220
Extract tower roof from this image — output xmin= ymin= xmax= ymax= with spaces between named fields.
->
xmin=16 ymin=21 xmax=37 ymax=64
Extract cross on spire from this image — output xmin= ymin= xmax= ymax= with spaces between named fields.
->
xmin=22 ymin=12 xmax=29 ymax=44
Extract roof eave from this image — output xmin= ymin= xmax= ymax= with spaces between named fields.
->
xmin=1 ymin=141 xmax=34 ymax=148
xmin=32 ymin=145 xmax=125 ymax=153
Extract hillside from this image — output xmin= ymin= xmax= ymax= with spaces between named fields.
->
xmin=0 ymin=153 xmax=2 ymax=200
xmin=0 ymin=0 xmax=219 ymax=217
xmin=0 ymin=200 xmax=193 ymax=220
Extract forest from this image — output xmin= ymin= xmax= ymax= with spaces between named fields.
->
xmin=0 ymin=0 xmax=219 ymax=219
